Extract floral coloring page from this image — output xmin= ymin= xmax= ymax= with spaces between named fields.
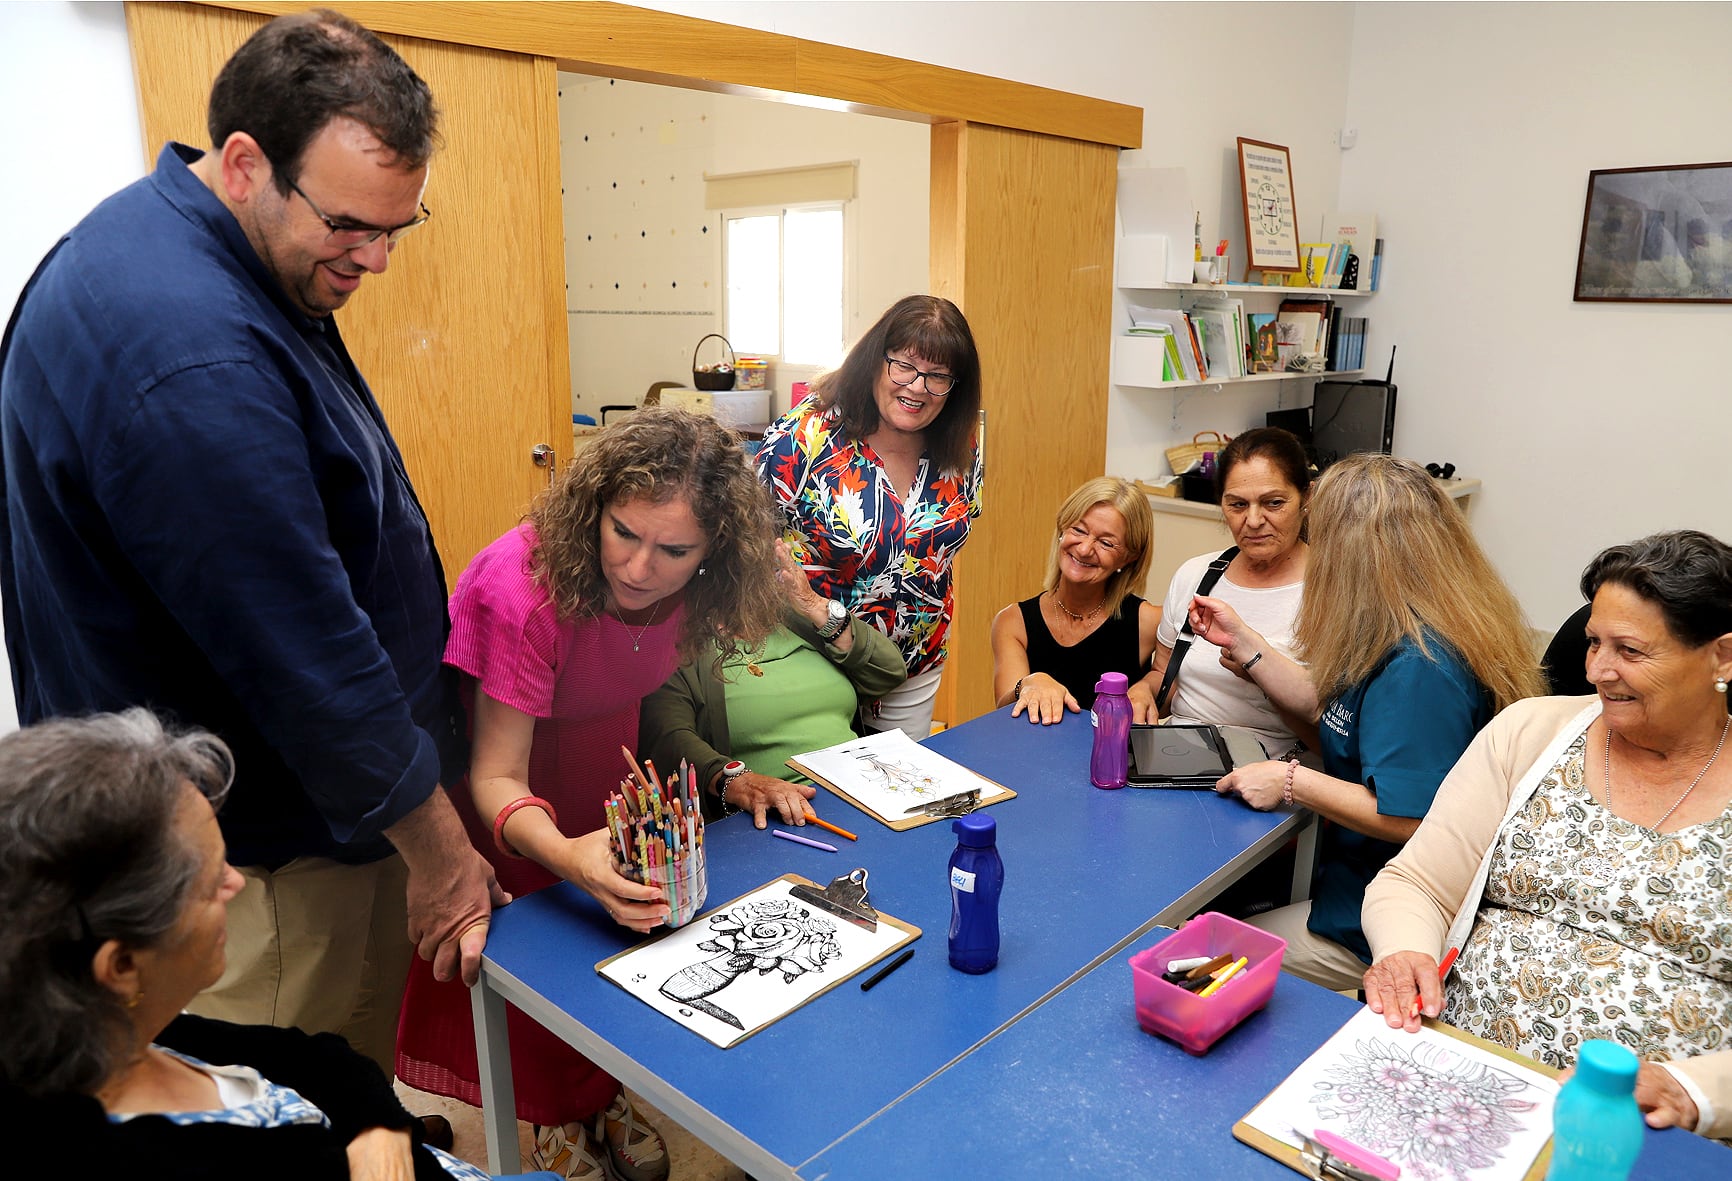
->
xmin=1244 ymin=1008 xmax=1559 ymax=1181
xmin=598 ymin=876 xmax=916 ymax=1047
xmin=788 ymin=728 xmax=1011 ymax=825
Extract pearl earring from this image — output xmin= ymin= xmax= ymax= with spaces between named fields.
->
xmin=1717 ymin=676 xmax=1728 ymax=694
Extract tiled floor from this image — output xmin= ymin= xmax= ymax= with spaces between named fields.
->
xmin=396 ymin=1080 xmax=749 ymax=1180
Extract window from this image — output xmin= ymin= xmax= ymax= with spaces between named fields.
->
xmin=723 ymin=203 xmax=846 ymax=367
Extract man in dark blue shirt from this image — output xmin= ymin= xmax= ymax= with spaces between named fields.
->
xmin=0 ymin=10 xmax=505 ymax=1073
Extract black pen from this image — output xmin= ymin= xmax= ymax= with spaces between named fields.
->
xmin=860 ymin=948 xmax=915 ymax=992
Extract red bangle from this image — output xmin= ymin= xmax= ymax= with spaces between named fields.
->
xmin=1282 ymin=759 xmax=1300 ymax=807
xmin=493 ymin=796 xmax=559 ymax=860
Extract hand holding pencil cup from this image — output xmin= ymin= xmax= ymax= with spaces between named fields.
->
xmin=608 ymin=749 xmax=708 ymax=928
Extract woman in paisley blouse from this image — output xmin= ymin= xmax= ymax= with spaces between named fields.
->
xmin=1363 ymin=530 xmax=1732 ymax=1138
xmin=756 ymin=295 xmax=983 ymax=740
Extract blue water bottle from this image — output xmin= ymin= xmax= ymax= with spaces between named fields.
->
xmin=948 ymin=813 xmax=1003 ymax=974
xmin=1546 ymin=1039 xmax=1644 ymax=1181
xmin=1090 ymin=671 xmax=1134 ymax=789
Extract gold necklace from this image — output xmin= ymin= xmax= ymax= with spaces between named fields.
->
xmin=1604 ymin=713 xmax=1732 ymax=840
xmin=614 ymin=598 xmax=663 ymax=652
xmin=1049 ymin=589 xmax=1103 ymax=625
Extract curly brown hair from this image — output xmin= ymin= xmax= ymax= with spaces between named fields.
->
xmin=528 ymin=408 xmax=783 ymax=666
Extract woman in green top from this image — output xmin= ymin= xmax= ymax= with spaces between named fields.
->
xmin=640 ymin=540 xmax=908 ymax=827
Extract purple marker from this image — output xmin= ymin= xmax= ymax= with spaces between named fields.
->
xmin=772 ymin=828 xmax=838 ymax=853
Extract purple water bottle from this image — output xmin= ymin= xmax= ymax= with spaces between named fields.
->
xmin=1090 ymin=671 xmax=1133 ymax=789
xmin=948 ymin=814 xmax=1003 ymax=974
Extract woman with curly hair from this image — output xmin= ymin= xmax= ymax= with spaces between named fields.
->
xmin=396 ymin=408 xmax=782 ymax=1181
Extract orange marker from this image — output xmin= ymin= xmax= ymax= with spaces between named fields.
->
xmin=1197 ymin=956 xmax=1247 ymax=998
xmin=802 ymin=805 xmax=858 ymax=842
xmin=1410 ymin=946 xmax=1461 ymax=1019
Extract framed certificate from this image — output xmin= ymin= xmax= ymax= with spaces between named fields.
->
xmin=1237 ymin=138 xmax=1301 ymax=274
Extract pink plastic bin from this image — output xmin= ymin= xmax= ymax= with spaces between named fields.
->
xmin=1128 ymin=911 xmax=1286 ymax=1055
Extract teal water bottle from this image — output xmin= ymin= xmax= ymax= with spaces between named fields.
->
xmin=1546 ymin=1039 xmax=1644 ymax=1181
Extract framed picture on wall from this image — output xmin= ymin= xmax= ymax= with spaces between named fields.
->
xmin=1236 ymin=138 xmax=1301 ymax=275
xmin=1574 ymin=161 xmax=1732 ymax=303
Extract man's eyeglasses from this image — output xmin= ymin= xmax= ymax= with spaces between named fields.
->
xmin=287 ymin=177 xmax=431 ymax=248
xmin=884 ymin=355 xmax=956 ymax=398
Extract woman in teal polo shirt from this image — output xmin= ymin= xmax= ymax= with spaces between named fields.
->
xmin=640 ymin=541 xmax=908 ymax=826
xmin=1183 ymin=455 xmax=1545 ymax=990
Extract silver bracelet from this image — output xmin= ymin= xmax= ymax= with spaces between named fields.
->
xmin=1241 ymin=650 xmax=1264 ymax=672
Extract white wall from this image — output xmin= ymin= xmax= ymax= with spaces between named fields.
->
xmin=0 ymin=1 xmax=143 ymax=733
xmin=1340 ymin=2 xmax=1732 ymax=626
xmin=558 ymin=74 xmax=927 ymax=422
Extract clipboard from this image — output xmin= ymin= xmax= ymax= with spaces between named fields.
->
xmin=597 ymin=873 xmax=920 ymax=1048
xmin=786 ymin=728 xmax=1016 ymax=830
xmin=1233 ymin=1011 xmax=1559 ymax=1181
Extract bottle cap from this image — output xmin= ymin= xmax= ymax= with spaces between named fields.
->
xmin=1095 ymin=671 xmax=1130 ymax=696
xmin=952 ymin=813 xmax=997 ymax=847
xmin=1574 ymin=1039 xmax=1638 ymax=1096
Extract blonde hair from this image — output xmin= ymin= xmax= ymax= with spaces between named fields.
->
xmin=1042 ymin=477 xmax=1154 ymax=621
xmin=1296 ymin=455 xmax=1543 ymax=711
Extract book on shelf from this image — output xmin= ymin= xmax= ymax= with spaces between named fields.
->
xmin=1321 ymin=211 xmax=1377 ymax=291
xmin=1187 ymin=295 xmax=1249 ymax=379
xmin=1127 ymin=304 xmax=1204 ymax=382
xmin=1249 ymin=313 xmax=1279 ymax=373
xmin=1369 ymin=238 xmax=1384 ymax=291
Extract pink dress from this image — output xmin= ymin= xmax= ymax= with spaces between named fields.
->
xmin=395 ymin=524 xmax=683 ymax=1124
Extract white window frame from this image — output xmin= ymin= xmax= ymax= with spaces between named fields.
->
xmin=720 ymin=198 xmax=855 ymax=374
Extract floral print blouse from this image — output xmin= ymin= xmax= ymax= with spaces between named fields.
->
xmin=1444 ymin=733 xmax=1732 ymax=1071
xmin=756 ymin=396 xmax=982 ymax=677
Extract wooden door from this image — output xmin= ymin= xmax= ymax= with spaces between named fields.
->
xmin=125 ymin=3 xmax=569 ymax=585
xmin=931 ymin=123 xmax=1118 ymax=725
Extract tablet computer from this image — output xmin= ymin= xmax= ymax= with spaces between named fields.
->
xmin=1127 ymin=724 xmax=1269 ymax=788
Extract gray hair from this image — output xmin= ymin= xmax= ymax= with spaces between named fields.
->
xmin=0 ymin=709 xmax=233 ymax=1097
xmin=1580 ymin=530 xmax=1732 ymax=648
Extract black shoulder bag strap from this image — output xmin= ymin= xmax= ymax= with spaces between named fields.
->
xmin=1153 ymin=545 xmax=1240 ymax=715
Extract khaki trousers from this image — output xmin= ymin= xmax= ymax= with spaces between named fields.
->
xmin=186 ymin=853 xmax=412 ymax=1076
xmin=1245 ymin=900 xmax=1371 ymax=994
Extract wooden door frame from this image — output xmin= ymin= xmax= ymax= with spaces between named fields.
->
xmin=189 ymin=3 xmax=1143 ymax=725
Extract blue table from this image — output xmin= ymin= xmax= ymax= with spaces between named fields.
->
xmin=471 ymin=709 xmax=1311 ymax=1176
xmin=799 ymin=928 xmax=1729 ymax=1180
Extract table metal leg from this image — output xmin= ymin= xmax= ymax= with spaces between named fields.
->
xmin=1289 ymin=812 xmax=1317 ymax=904
xmin=472 ymin=968 xmax=521 ymax=1175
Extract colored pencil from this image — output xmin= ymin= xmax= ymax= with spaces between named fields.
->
xmin=772 ymin=828 xmax=838 ymax=853
xmin=801 ymin=805 xmax=858 ymax=842
xmin=1411 ymin=946 xmax=1460 ymax=1019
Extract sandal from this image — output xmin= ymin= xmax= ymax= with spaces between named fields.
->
xmin=595 ymin=1091 xmax=670 ymax=1181
xmin=531 ymin=1120 xmax=611 ymax=1181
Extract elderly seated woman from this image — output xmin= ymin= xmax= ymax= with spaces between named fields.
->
xmin=990 ymin=476 xmax=1160 ymax=724
xmin=640 ymin=539 xmax=907 ymax=823
xmin=0 ymin=709 xmax=518 ymax=1180
xmin=1363 ymin=530 xmax=1732 ymax=1138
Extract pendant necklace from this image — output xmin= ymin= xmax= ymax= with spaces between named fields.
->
xmin=1604 ymin=712 xmax=1732 ymax=841
xmin=616 ymin=598 xmax=663 ymax=653
xmin=1050 ymin=589 xmax=1102 ymax=626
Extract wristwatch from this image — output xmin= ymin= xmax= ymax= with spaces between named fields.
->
xmin=716 ymin=760 xmax=747 ymax=815
xmin=816 ymin=598 xmax=850 ymax=641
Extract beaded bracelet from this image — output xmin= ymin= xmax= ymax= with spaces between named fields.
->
xmin=1281 ymin=759 xmax=1300 ymax=807
xmin=493 ymin=795 xmax=559 ymax=860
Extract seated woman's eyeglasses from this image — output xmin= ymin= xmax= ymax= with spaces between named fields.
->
xmin=884 ymin=355 xmax=955 ymax=397
xmin=287 ymin=177 xmax=432 ymax=248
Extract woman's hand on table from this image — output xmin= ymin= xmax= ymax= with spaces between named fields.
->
xmin=345 ymin=1128 xmax=415 ymax=1181
xmin=726 ymin=770 xmax=818 ymax=830
xmin=1127 ymin=677 xmax=1160 ymax=723
xmin=553 ymin=828 xmax=669 ymax=932
xmin=1362 ymin=950 xmax=1441 ymax=1033
xmin=1214 ymin=760 xmax=1288 ymax=811
xmin=1635 ymin=1063 xmax=1700 ymax=1131
xmin=1010 ymin=672 xmax=1079 ymax=725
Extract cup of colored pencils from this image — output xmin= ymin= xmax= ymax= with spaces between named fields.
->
xmin=608 ymin=749 xmax=708 ymax=928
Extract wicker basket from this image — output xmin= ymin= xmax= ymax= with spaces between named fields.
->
xmin=1165 ymin=430 xmax=1230 ymax=476
xmin=692 ymin=333 xmax=736 ymax=391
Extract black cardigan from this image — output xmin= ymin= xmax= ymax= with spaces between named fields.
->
xmin=2 ymin=1014 xmax=453 ymax=1180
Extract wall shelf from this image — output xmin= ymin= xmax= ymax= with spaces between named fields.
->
xmin=1120 ymin=281 xmax=1372 ymax=298
xmin=1111 ymin=333 xmax=1363 ymax=389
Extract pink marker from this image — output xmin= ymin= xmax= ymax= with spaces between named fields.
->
xmin=1314 ymin=1129 xmax=1401 ymax=1181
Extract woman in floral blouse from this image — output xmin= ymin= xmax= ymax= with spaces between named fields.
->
xmin=1363 ymin=530 xmax=1732 ymax=1139
xmin=756 ymin=295 xmax=983 ymax=739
